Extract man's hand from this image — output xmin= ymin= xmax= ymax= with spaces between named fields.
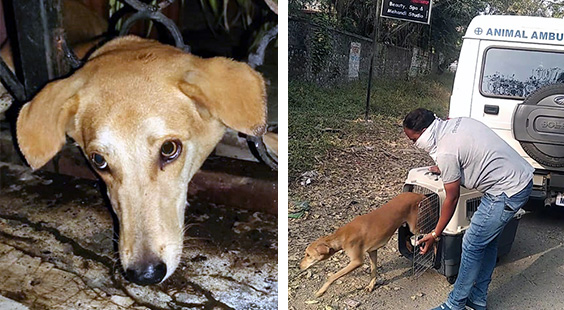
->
xmin=416 ymin=233 xmax=435 ymax=255
xmin=429 ymin=165 xmax=441 ymax=174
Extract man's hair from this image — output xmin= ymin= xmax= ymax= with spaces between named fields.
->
xmin=403 ymin=108 xmax=435 ymax=131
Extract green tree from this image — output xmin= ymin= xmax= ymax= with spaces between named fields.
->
xmin=484 ymin=0 xmax=564 ymax=16
xmin=378 ymin=0 xmax=488 ymax=71
xmin=290 ymin=0 xmax=564 ymax=71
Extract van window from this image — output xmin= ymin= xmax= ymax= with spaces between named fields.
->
xmin=480 ymin=47 xmax=564 ymax=99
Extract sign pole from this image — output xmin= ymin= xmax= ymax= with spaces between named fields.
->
xmin=365 ymin=0 xmax=380 ymax=120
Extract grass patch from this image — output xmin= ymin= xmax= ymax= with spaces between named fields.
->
xmin=289 ymin=74 xmax=454 ymax=179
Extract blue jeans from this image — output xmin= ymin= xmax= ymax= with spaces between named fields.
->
xmin=446 ymin=180 xmax=532 ymax=310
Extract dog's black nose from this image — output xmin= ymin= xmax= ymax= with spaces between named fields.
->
xmin=126 ymin=261 xmax=167 ymax=286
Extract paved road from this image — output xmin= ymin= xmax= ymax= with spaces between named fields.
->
xmin=486 ymin=202 xmax=564 ymax=309
xmin=409 ymin=202 xmax=564 ymax=310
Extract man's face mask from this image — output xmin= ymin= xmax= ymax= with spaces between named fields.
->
xmin=414 ymin=119 xmax=438 ymax=161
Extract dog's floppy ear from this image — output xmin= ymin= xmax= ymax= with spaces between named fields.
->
xmin=316 ymin=244 xmax=331 ymax=255
xmin=178 ymin=56 xmax=267 ymax=136
xmin=16 ymin=75 xmax=85 ymax=170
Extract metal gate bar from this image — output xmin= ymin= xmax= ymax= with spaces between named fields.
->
xmin=2 ymin=0 xmax=72 ymax=103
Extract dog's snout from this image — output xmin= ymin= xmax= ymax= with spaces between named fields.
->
xmin=126 ymin=261 xmax=167 ymax=286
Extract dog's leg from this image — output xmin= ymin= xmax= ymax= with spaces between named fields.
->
xmin=365 ymin=250 xmax=380 ymax=292
xmin=315 ymin=252 xmax=363 ymax=297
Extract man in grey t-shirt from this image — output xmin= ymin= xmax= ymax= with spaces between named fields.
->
xmin=403 ymin=108 xmax=533 ymax=310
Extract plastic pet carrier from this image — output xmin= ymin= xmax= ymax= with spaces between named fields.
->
xmin=399 ymin=167 xmax=524 ymax=284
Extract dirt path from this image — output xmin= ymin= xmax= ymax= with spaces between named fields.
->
xmin=287 ymin=117 xmax=564 ymax=310
xmin=288 ymin=116 xmax=434 ymax=309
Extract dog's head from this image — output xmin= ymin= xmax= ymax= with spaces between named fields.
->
xmin=299 ymin=237 xmax=335 ymax=270
xmin=16 ymin=36 xmax=267 ymax=285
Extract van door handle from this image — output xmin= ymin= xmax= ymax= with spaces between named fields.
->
xmin=484 ymin=105 xmax=499 ymax=115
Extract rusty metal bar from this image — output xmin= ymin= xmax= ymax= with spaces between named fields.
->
xmin=6 ymin=0 xmax=61 ymax=100
xmin=1 ymin=0 xmax=77 ymax=103
xmin=248 ymin=25 xmax=278 ymax=69
xmin=114 ymin=0 xmax=189 ymax=52
xmin=0 ymin=57 xmax=24 ymax=102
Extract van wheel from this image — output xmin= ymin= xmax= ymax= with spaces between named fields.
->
xmin=513 ymin=83 xmax=564 ymax=167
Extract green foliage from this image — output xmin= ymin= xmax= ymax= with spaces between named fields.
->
xmin=335 ymin=0 xmax=378 ymax=35
xmin=290 ymin=0 xmax=373 ymax=35
xmin=310 ymin=15 xmax=333 ymax=73
xmin=290 ymin=0 xmax=564 ymax=72
xmin=428 ymin=0 xmax=489 ymax=66
xmin=288 ymin=74 xmax=454 ymax=178
xmin=368 ymin=75 xmax=452 ymax=117
xmin=198 ymin=0 xmax=273 ymax=32
xmin=195 ymin=0 xmax=277 ymax=55
xmin=288 ymin=201 xmax=310 ymax=218
xmin=288 ymin=0 xmax=306 ymax=15
xmin=484 ymin=0 xmax=564 ymax=17
xmin=289 ymin=80 xmax=361 ymax=175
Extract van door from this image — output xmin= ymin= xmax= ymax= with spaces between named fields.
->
xmin=469 ymin=40 xmax=564 ymax=169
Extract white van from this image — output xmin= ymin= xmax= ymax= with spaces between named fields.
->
xmin=449 ymin=15 xmax=564 ymax=206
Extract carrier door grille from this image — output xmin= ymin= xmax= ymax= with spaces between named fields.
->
xmin=413 ymin=193 xmax=440 ymax=278
xmin=409 ymin=185 xmax=435 ymax=196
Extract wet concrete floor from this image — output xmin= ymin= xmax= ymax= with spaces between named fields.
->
xmin=0 ymin=162 xmax=277 ymax=309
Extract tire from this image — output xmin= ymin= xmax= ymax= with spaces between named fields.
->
xmin=521 ymin=142 xmax=564 ymax=167
xmin=513 ymin=83 xmax=564 ymax=167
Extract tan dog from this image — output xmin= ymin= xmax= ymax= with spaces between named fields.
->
xmin=300 ymin=192 xmax=424 ymax=297
xmin=16 ymin=35 xmax=266 ymax=285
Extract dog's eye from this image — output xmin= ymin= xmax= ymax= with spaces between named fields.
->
xmin=91 ymin=153 xmax=108 ymax=170
xmin=160 ymin=140 xmax=182 ymax=162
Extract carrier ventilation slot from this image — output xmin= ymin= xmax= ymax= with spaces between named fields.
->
xmin=412 ymin=193 xmax=440 ymax=278
xmin=465 ymin=197 xmax=481 ymax=221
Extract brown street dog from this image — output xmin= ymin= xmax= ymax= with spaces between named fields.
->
xmin=300 ymin=192 xmax=424 ymax=297
xmin=16 ymin=35 xmax=267 ymax=285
